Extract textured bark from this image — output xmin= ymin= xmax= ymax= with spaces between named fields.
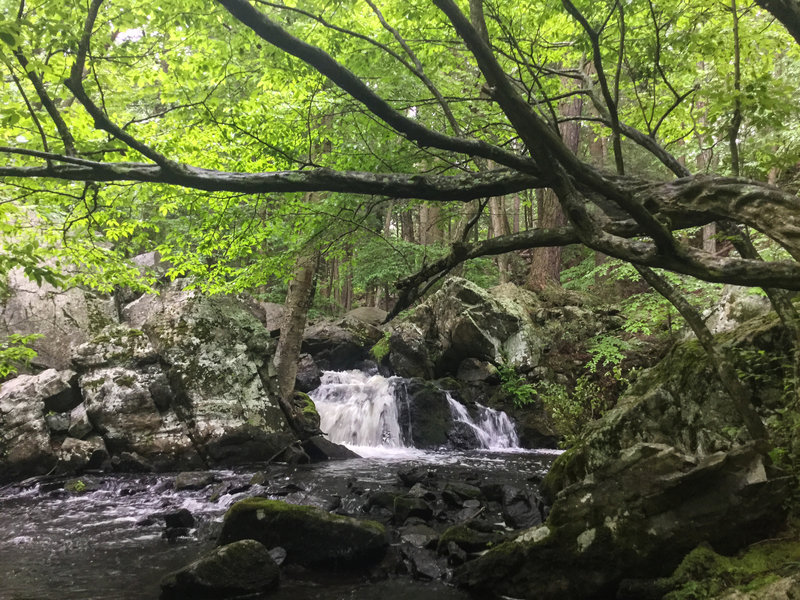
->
xmin=528 ymin=75 xmax=583 ymax=290
xmin=274 ymin=253 xmax=318 ymax=403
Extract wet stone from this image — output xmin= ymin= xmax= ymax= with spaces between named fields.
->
xmin=399 ymin=524 xmax=440 ymax=549
xmin=175 ymin=471 xmax=218 ymax=491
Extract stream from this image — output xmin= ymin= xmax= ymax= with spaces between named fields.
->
xmin=0 ymin=371 xmax=559 ymax=599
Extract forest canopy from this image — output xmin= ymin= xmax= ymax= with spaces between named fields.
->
xmin=1 ymin=0 xmax=800 ymax=309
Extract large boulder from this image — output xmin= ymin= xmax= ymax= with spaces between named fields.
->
xmin=456 ymin=313 xmax=793 ymax=599
xmin=0 ymin=369 xmax=77 ymax=480
xmin=142 ymin=292 xmax=289 ymax=456
xmin=302 ymin=315 xmax=384 ymax=371
xmin=388 ymin=278 xmax=542 ymax=378
xmin=457 ymin=442 xmax=787 ymax=599
xmin=160 ymin=539 xmax=280 ymax=599
xmin=0 ymin=267 xmax=118 ymax=371
xmin=218 ymin=497 xmax=388 ymax=570
xmin=75 ymin=325 xmax=203 ymax=470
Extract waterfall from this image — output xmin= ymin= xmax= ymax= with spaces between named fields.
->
xmin=445 ymin=393 xmax=520 ymax=450
xmin=310 ymin=370 xmax=406 ymax=447
xmin=311 ymin=370 xmax=520 ymax=451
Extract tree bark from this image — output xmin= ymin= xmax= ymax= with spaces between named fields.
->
xmin=274 ymin=252 xmax=318 ymax=403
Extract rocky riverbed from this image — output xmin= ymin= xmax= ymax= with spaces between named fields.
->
xmin=0 ymin=449 xmax=558 ymax=600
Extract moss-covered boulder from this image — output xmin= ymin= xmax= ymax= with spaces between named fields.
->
xmin=160 ymin=539 xmax=279 ymax=599
xmin=457 ymin=442 xmax=788 ymax=599
xmin=218 ymin=497 xmax=388 ymax=570
xmin=541 ymin=313 xmax=792 ymax=501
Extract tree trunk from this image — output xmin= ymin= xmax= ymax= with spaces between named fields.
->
xmin=528 ymin=189 xmax=567 ymax=289
xmin=274 ymin=252 xmax=318 ymax=405
xmin=528 ymin=77 xmax=583 ymax=290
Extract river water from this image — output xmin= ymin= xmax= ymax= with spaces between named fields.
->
xmin=0 ymin=372 xmax=558 ymax=599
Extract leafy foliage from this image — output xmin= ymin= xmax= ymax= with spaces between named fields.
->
xmin=0 ymin=333 xmax=41 ymax=379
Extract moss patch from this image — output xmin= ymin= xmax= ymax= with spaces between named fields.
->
xmin=665 ymin=534 xmax=800 ymax=599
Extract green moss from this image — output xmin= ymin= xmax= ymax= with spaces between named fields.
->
xmin=223 ymin=497 xmax=386 ymax=535
xmin=370 ymin=333 xmax=390 ymax=362
xmin=664 ymin=537 xmax=800 ymax=599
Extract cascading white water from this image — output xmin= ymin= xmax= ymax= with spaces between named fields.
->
xmin=312 ymin=370 xmax=521 ymax=451
xmin=310 ymin=370 xmax=406 ymax=447
xmin=445 ymin=393 xmax=520 ymax=450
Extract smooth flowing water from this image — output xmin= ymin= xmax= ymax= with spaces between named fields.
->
xmin=0 ymin=371 xmax=557 ymax=600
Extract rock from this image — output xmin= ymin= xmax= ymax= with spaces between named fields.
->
xmin=287 ymin=391 xmax=322 ymax=438
xmin=456 ymin=442 xmax=788 ymax=599
xmin=402 ymin=545 xmax=446 ymax=581
xmin=160 ymin=539 xmax=280 ymax=599
xmin=393 ymin=496 xmax=434 ymax=524
xmin=0 ymin=267 xmax=118 ymax=371
xmin=111 ymin=451 xmax=154 ymax=472
xmin=399 ymin=524 xmax=440 ymax=549
xmin=388 ymin=322 xmax=436 ymax=379
xmin=164 ymin=508 xmax=195 ymax=529
xmin=218 ymin=497 xmax=388 ymax=570
xmin=58 ymin=435 xmax=109 ymax=472
xmin=45 ymin=412 xmax=71 ymax=433
xmin=67 ymin=403 xmax=93 ymax=439
xmin=294 ymin=353 xmax=321 ymax=393
xmin=398 ymin=465 xmax=438 ymax=487
xmin=702 ymin=285 xmax=772 ymax=335
xmin=345 ymin=306 xmax=388 ymax=325
xmin=175 ymin=472 xmax=217 ymax=491
xmin=456 ymin=358 xmax=498 ymax=382
xmin=79 ymin=359 xmax=202 ymax=470
xmin=388 ymin=278 xmax=542 ymax=378
xmin=501 ymin=486 xmax=542 ymax=530
xmin=143 ymin=293 xmax=289 ymax=454
xmin=0 ymin=370 xmax=73 ymax=480
xmin=541 ymin=314 xmax=791 ymax=500
xmin=438 ymin=523 xmax=506 ymax=554
xmin=301 ymin=435 xmax=360 ymax=461
xmin=302 ymin=315 xmax=383 ymax=371
xmin=397 ymin=379 xmax=453 ymax=448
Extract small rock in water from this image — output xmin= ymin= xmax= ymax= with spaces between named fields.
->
xmin=399 ymin=524 xmax=440 ymax=549
xmin=174 ymin=471 xmax=217 ymax=491
xmin=164 ymin=508 xmax=195 ymax=528
xmin=268 ymin=546 xmax=287 ymax=566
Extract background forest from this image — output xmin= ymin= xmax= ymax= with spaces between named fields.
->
xmin=1 ymin=0 xmax=800 ymax=419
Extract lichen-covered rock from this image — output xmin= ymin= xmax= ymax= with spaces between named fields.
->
xmin=0 ymin=267 xmax=118 ymax=371
xmin=702 ymin=285 xmax=772 ymax=335
xmin=160 ymin=539 xmax=280 ymax=600
xmin=0 ymin=369 xmax=81 ymax=481
xmin=79 ymin=362 xmax=202 ymax=470
xmin=218 ymin=497 xmax=388 ymax=570
xmin=456 ymin=313 xmax=793 ymax=599
xmin=143 ymin=294 xmax=288 ymax=449
xmin=541 ymin=313 xmax=791 ymax=500
xmin=457 ymin=442 xmax=788 ymax=599
xmin=390 ymin=278 xmax=542 ymax=377
xmin=58 ymin=435 xmax=109 ymax=472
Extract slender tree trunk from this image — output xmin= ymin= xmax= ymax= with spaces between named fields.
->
xmin=274 ymin=252 xmax=318 ymax=404
xmin=528 ymin=77 xmax=583 ymax=290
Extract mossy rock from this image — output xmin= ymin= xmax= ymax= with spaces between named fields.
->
xmin=664 ymin=536 xmax=800 ymax=599
xmin=160 ymin=539 xmax=279 ymax=599
xmin=218 ymin=497 xmax=387 ymax=570
xmin=438 ymin=523 xmax=506 ymax=554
